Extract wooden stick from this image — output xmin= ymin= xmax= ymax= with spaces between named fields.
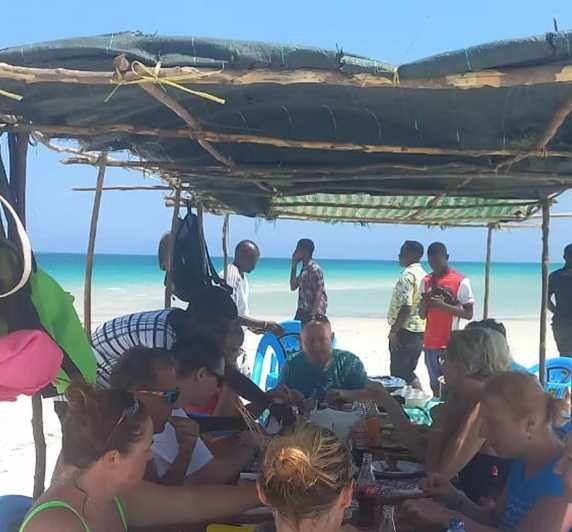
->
xmin=84 ymin=158 xmax=106 ymax=337
xmin=222 ymin=213 xmax=230 ymax=281
xmin=498 ymin=94 xmax=572 ymax=171
xmin=2 ymin=59 xmax=572 ymax=90
xmin=31 ymin=395 xmax=46 ymax=498
xmin=140 ymin=83 xmax=234 ymax=167
xmin=164 ymin=183 xmax=181 ymax=308
xmin=483 ymin=225 xmax=494 ymax=319
xmin=539 ymin=200 xmax=551 ymax=386
xmin=8 ymin=121 xmax=572 ymax=160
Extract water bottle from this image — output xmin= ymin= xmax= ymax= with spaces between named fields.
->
xmin=378 ymin=505 xmax=397 ymax=532
xmin=446 ymin=518 xmax=467 ymax=531
xmin=356 ymin=453 xmax=377 ymax=529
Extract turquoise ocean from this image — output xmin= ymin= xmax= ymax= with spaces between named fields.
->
xmin=35 ymin=253 xmax=561 ymax=321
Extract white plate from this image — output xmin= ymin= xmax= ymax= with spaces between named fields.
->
xmin=372 ymin=460 xmax=425 ymax=478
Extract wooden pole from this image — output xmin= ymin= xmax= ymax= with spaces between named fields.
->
xmin=83 ymin=158 xmax=106 ymax=337
xmin=164 ymin=183 xmax=182 ymax=308
xmin=483 ymin=225 xmax=494 ymax=319
xmin=222 ymin=214 xmax=230 ymax=281
xmin=7 ymin=133 xmax=45 ymax=499
xmin=539 ymin=200 xmax=551 ymax=386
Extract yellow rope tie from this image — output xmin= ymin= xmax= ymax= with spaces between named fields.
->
xmin=0 ymin=88 xmax=23 ymax=101
xmin=105 ymin=60 xmax=226 ymax=105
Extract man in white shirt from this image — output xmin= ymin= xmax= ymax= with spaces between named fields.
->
xmin=223 ymin=240 xmax=283 ymax=335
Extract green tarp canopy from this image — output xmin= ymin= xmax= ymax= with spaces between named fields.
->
xmin=1 ymin=31 xmax=572 ymax=225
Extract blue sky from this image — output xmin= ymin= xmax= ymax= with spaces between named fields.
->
xmin=1 ymin=0 xmax=571 ymax=262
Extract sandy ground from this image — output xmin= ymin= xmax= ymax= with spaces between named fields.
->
xmin=0 ymin=316 xmax=557 ymax=496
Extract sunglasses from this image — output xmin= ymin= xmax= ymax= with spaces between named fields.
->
xmin=138 ymin=388 xmax=180 ymax=405
xmin=103 ymin=395 xmax=140 ymax=450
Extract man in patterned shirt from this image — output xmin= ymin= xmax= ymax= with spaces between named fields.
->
xmin=290 ymin=238 xmax=328 ymax=324
xmin=387 ymin=241 xmax=427 ymax=388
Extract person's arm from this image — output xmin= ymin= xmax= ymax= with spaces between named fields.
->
xmin=239 ymin=316 xmax=284 ymax=335
xmin=125 ymin=480 xmax=260 ymax=527
xmin=390 ymin=274 xmax=415 ymax=341
xmin=156 ymin=417 xmax=200 ymax=486
xmin=428 ymin=297 xmax=474 ymax=320
xmin=426 ymin=401 xmax=486 ymax=479
xmin=290 ymin=255 xmax=301 ymax=291
xmin=212 ymin=384 xmax=240 ymax=417
xmin=548 ymin=274 xmax=557 ymax=314
xmin=419 ymin=278 xmax=429 ymax=320
xmin=309 ymin=268 xmax=325 ymax=315
xmin=367 ymin=383 xmax=427 ymax=460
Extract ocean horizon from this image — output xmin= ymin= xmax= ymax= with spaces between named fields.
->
xmin=34 ymin=252 xmax=562 ymax=321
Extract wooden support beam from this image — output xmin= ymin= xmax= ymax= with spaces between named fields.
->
xmin=83 ymin=158 xmax=106 ymax=337
xmin=483 ymin=225 xmax=494 ymax=319
xmin=2 ymin=59 xmax=572 ymax=90
xmin=539 ymin=200 xmax=551 ymax=386
xmin=8 ymin=121 xmax=572 ymax=161
xmin=222 ymin=214 xmax=230 ymax=281
xmin=164 ymin=183 xmax=181 ymax=308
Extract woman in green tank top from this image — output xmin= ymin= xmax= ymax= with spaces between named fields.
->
xmin=19 ymin=384 xmax=260 ymax=531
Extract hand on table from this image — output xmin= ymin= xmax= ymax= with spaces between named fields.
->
xmin=268 ymin=385 xmax=304 ymax=407
xmin=168 ymin=416 xmax=200 ymax=454
xmin=420 ymin=473 xmax=460 ymax=507
xmin=366 ymin=381 xmax=393 ymax=407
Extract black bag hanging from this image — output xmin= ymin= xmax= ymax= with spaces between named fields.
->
xmin=171 ymin=205 xmax=230 ymax=303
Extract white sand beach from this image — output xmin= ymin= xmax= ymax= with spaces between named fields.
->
xmin=0 ymin=313 xmax=556 ymax=497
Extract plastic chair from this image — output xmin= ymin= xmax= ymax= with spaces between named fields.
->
xmin=252 ymin=320 xmax=302 ymax=391
xmin=528 ymin=357 xmax=572 ymax=399
xmin=0 ymin=495 xmax=32 ymax=532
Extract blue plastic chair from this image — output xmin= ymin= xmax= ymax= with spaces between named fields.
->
xmin=0 ymin=495 xmax=32 ymax=532
xmin=252 ymin=320 xmax=302 ymax=391
xmin=528 ymin=357 xmax=572 ymax=399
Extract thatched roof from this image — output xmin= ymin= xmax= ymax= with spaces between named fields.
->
xmin=1 ymin=31 xmax=572 ymax=225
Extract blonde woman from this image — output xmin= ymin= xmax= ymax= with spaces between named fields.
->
xmin=258 ymin=423 xmax=356 ymax=532
xmin=403 ymin=372 xmax=572 ymax=531
xmin=369 ymin=327 xmax=512 ymax=504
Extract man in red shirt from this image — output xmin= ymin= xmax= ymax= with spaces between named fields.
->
xmin=421 ymin=242 xmax=475 ymax=395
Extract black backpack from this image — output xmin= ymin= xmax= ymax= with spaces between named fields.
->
xmin=171 ymin=206 xmax=230 ymax=303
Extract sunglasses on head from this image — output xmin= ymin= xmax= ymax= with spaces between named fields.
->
xmin=138 ymin=388 xmax=180 ymax=405
xmin=103 ymin=394 xmax=141 ymax=450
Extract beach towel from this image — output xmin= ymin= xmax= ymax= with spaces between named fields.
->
xmin=0 ymin=330 xmax=63 ymax=401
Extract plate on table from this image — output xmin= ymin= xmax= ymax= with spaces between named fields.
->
xmin=369 ymin=376 xmax=406 ymax=392
xmin=372 ymin=459 xmax=425 ymax=479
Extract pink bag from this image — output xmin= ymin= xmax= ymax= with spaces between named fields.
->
xmin=0 ymin=330 xmax=63 ymax=401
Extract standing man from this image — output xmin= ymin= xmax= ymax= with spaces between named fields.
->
xmin=420 ymin=242 xmax=475 ymax=395
xmin=290 ymin=238 xmax=328 ymax=324
xmin=549 ymin=244 xmax=572 ymax=356
xmin=387 ymin=241 xmax=427 ymax=389
xmin=223 ymin=240 xmax=283 ymax=335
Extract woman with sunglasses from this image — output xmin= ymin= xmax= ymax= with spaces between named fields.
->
xmin=20 ymin=384 xmax=260 ymax=532
xmin=368 ymin=327 xmax=512 ymax=505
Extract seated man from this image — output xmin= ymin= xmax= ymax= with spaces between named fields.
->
xmin=110 ymin=342 xmax=259 ymax=486
xmin=278 ymin=315 xmax=369 ymax=403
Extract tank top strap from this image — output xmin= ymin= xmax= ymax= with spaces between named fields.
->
xmin=19 ymin=500 xmax=90 ymax=532
xmin=113 ymin=496 xmax=128 ymax=531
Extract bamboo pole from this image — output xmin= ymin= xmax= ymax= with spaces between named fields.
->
xmin=483 ymin=225 xmax=494 ymax=319
xmin=2 ymin=59 xmax=572 ymax=90
xmin=539 ymin=200 xmax=551 ymax=386
xmin=164 ymin=183 xmax=182 ymax=308
xmin=222 ymin=214 xmax=230 ymax=281
xmin=83 ymin=158 xmax=106 ymax=337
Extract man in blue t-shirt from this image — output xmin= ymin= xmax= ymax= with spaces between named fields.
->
xmin=278 ymin=315 xmax=369 ymax=402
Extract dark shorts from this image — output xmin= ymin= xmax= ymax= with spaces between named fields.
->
xmin=424 ymin=348 xmax=446 ymax=393
xmin=389 ymin=329 xmax=424 ymax=384
xmin=553 ymin=319 xmax=572 ymax=356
